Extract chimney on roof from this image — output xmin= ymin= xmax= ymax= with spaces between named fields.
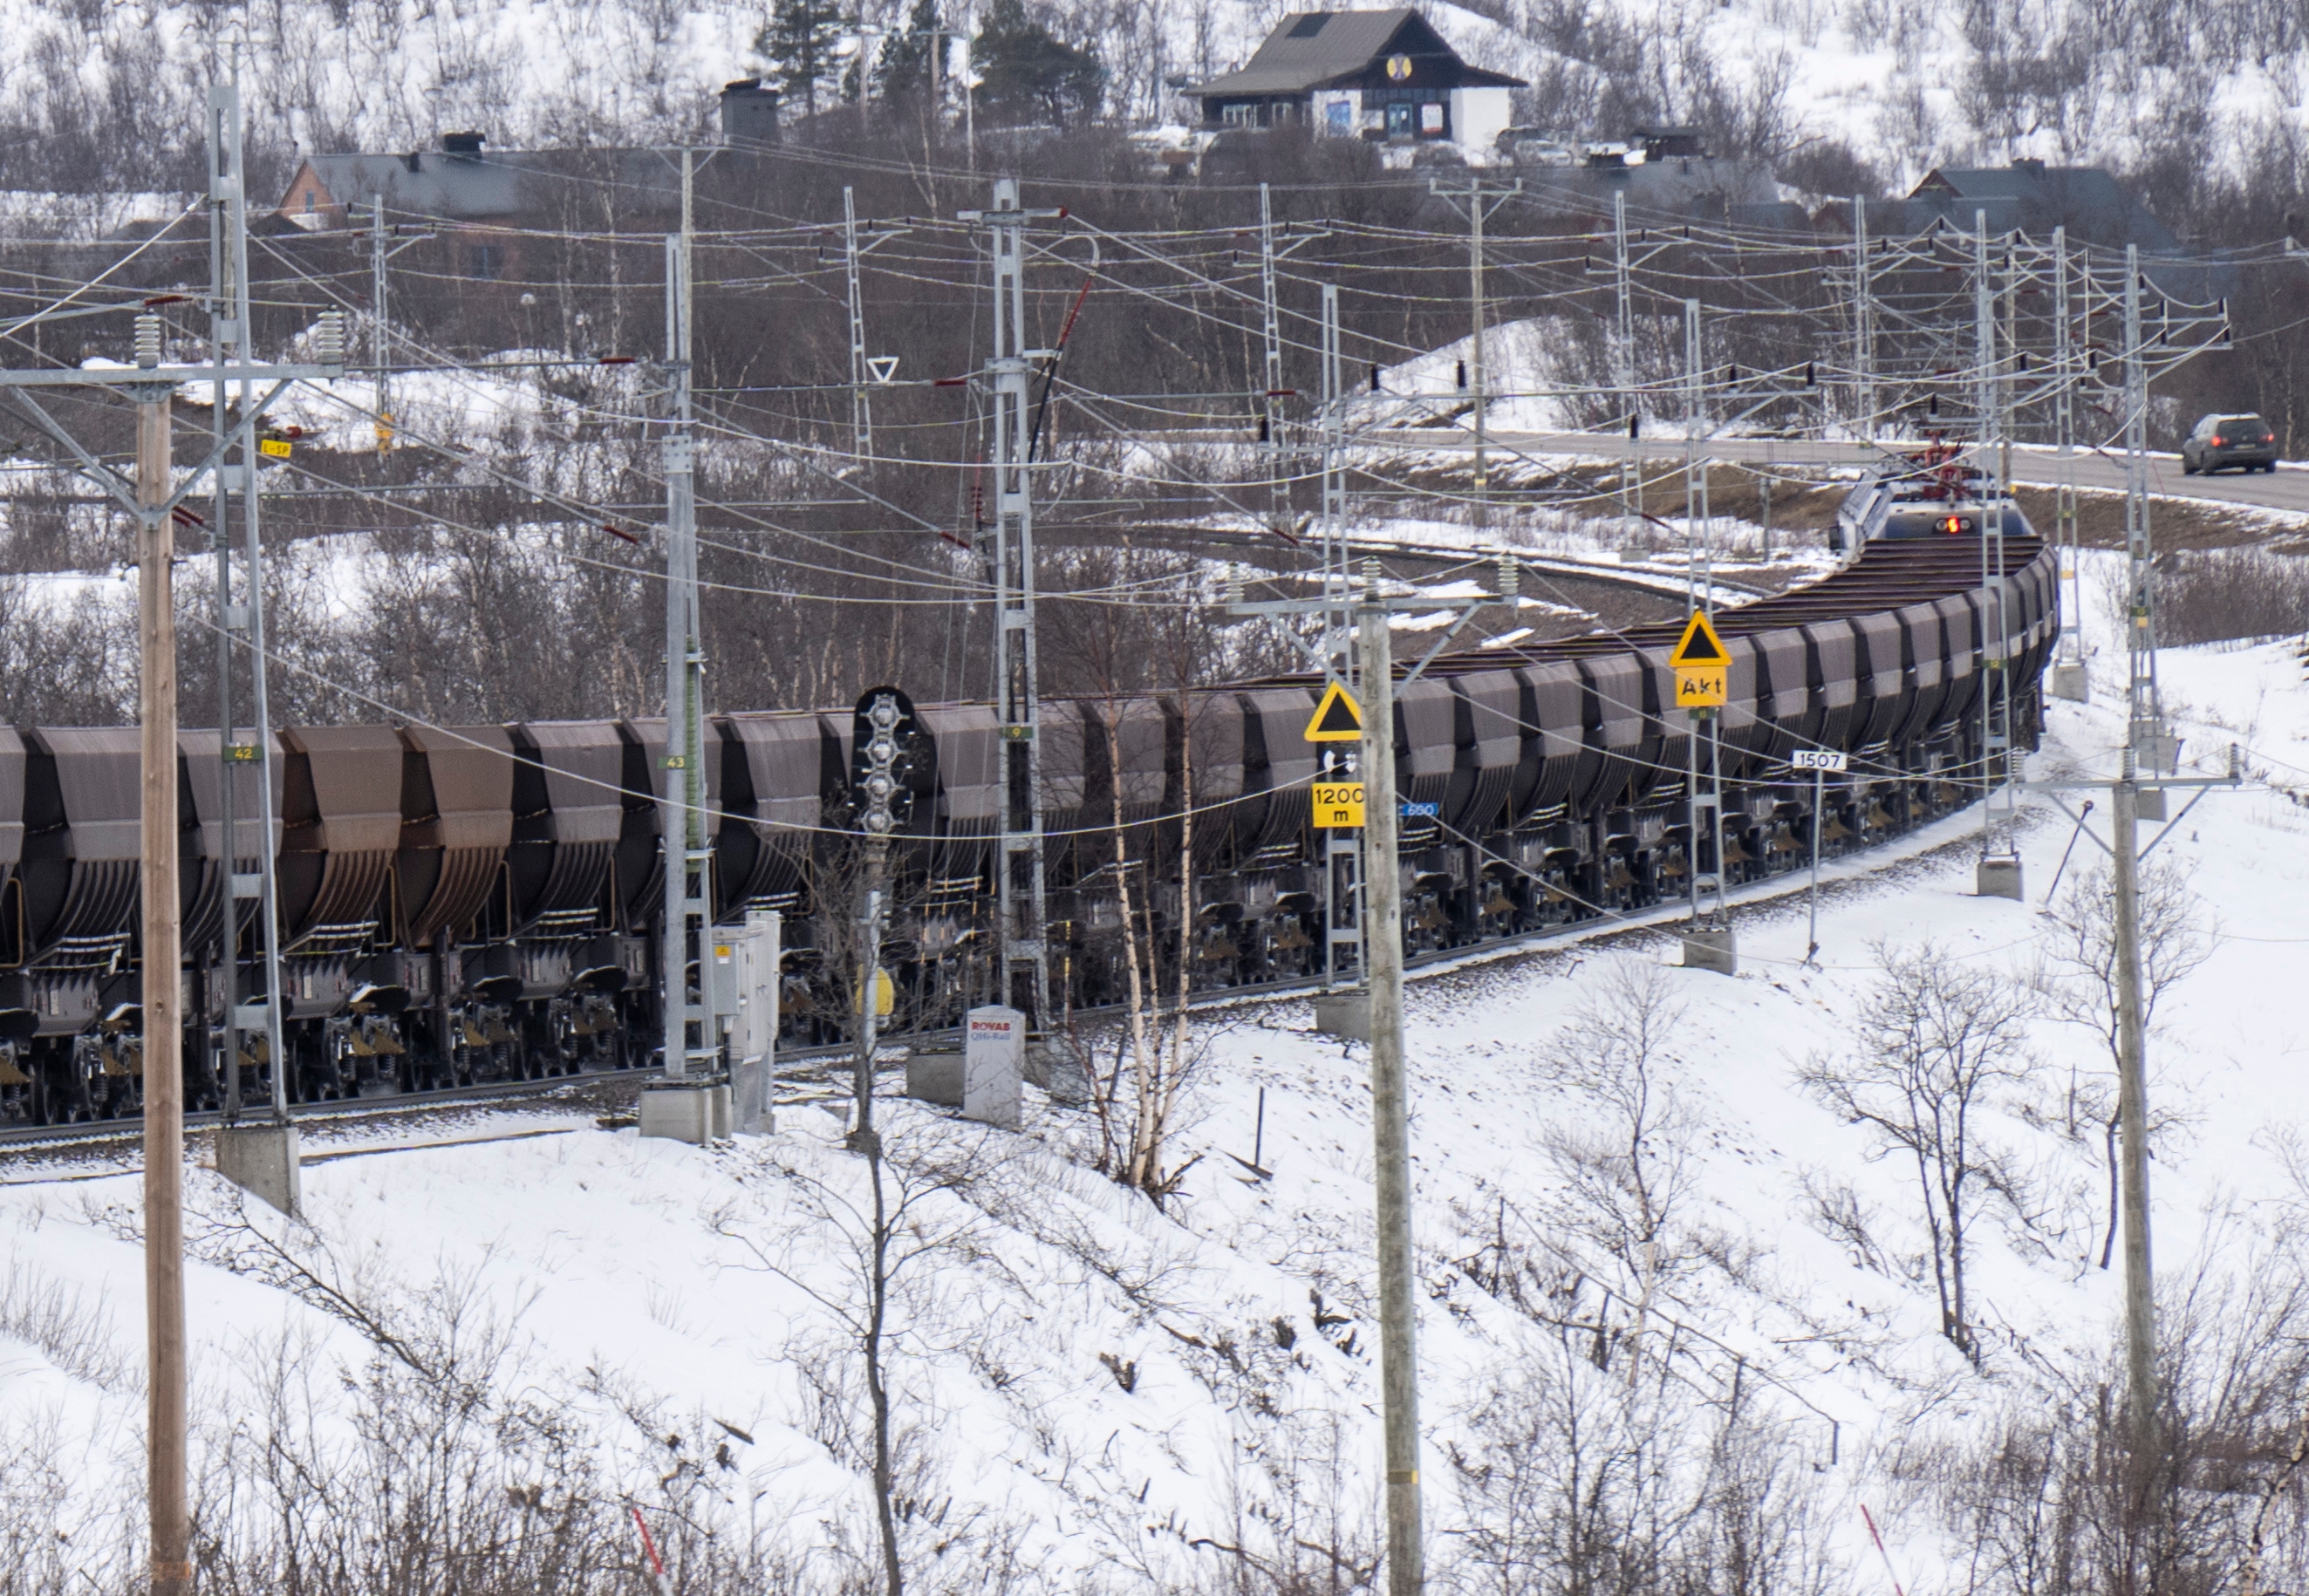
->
xmin=2011 ymin=156 xmax=2046 ymax=176
xmin=442 ymin=130 xmax=487 ymax=157
xmin=721 ymin=78 xmax=781 ymax=146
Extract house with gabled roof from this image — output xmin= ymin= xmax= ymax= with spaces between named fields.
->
xmin=1871 ymin=160 xmax=2181 ymax=253
xmin=272 ymin=83 xmax=780 ymax=280
xmin=1186 ymin=9 xmax=1524 ymax=155
xmin=1814 ymin=158 xmax=2220 ymax=302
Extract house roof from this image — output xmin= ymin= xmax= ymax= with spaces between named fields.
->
xmin=1814 ymin=163 xmax=2223 ymax=302
xmin=284 ymin=147 xmax=691 ymax=223
xmin=1904 ymin=161 xmax=2182 ymax=254
xmin=1515 ymin=155 xmax=1781 ymax=222
xmin=1188 ymin=9 xmax=1524 ymax=98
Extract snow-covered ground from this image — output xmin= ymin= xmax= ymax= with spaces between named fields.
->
xmin=3 ymin=548 xmax=2307 ymax=1584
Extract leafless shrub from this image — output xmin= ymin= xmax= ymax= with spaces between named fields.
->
xmin=1533 ymin=958 xmax=1717 ymax=1372
xmin=1210 ymin=1406 xmax=1383 ymax=1596
xmin=2152 ymin=549 xmax=2309 ymax=647
xmin=962 ymin=1146 xmax=1207 ymax=1320
xmin=2031 ymin=859 xmax=2212 ymax=1267
xmin=1799 ymin=943 xmax=2044 ymax=1362
xmin=0 ymin=1405 xmax=140 ymax=1596
xmin=713 ymin=1114 xmax=1023 ymax=1596
xmin=37 ymin=1177 xmax=946 ymax=1593
xmin=0 ymin=1253 xmax=136 ymax=1394
xmin=1896 ymin=1236 xmax=2309 ymax=1596
xmin=1800 ymin=1170 xmax=1901 ymax=1280
xmin=1444 ymin=1310 xmax=1841 ymax=1596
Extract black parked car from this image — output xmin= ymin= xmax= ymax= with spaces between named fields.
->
xmin=2181 ymin=413 xmax=2279 ymax=474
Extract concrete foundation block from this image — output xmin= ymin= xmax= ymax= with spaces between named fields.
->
xmin=905 ymin=1050 xmax=965 ymax=1107
xmin=215 ymin=1122 xmax=303 ymax=1217
xmin=731 ymin=1054 xmax=775 ymax=1136
xmin=2049 ymin=662 xmax=2088 ymax=703
xmin=1024 ymin=1037 xmax=1091 ymax=1106
xmin=1681 ymin=928 xmax=1739 ymax=976
xmin=1977 ymin=856 xmax=2025 ymax=900
xmin=1313 ymin=989 xmax=1370 ymax=1041
xmin=638 ymin=1081 xmax=730 ymax=1145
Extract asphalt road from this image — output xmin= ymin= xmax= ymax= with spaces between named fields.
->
xmin=1383 ymin=429 xmax=2309 ymax=517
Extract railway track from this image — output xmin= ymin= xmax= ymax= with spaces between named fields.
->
xmin=0 ymin=527 xmax=2053 ymax=1142
xmin=1119 ymin=519 xmax=1770 ymax=606
xmin=0 ymin=788 xmax=1994 ymax=1163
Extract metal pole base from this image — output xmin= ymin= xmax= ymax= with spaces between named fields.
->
xmin=1976 ymin=856 xmax=2025 ymax=901
xmin=1680 ymin=927 xmax=1738 ymax=975
xmin=2049 ymin=662 xmax=2088 ymax=702
xmin=215 ymin=1122 xmax=303 ymax=1217
xmin=638 ymin=1079 xmax=730 ymax=1144
xmin=1313 ymin=988 xmax=1371 ymax=1042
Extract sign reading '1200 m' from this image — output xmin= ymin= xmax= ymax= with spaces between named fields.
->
xmin=1312 ymin=783 xmax=1366 ymax=828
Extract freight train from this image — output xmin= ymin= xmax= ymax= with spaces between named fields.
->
xmin=0 ymin=529 xmax=2056 ymax=1128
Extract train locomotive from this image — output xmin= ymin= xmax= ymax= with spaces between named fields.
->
xmin=0 ymin=530 xmax=2056 ymax=1127
xmin=1831 ymin=441 xmax=2039 ymax=553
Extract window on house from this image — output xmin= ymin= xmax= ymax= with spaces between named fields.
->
xmin=466 ymin=243 xmax=503 ymax=280
xmin=1222 ymin=103 xmax=1258 ymax=127
xmin=303 ymin=190 xmax=317 ymax=214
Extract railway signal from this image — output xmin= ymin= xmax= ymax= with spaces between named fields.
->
xmin=845 ymin=686 xmax=917 ymax=1154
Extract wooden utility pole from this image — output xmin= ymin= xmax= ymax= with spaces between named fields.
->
xmin=1359 ymin=570 xmax=1423 ymax=1595
xmin=2024 ymin=743 xmax=2244 ymax=1475
xmin=2112 ymin=752 xmax=2158 ymax=1460
xmin=135 ymin=317 xmax=190 ymax=1596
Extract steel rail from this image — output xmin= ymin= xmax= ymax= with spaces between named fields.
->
xmin=0 ymin=789 xmax=1987 ymax=1157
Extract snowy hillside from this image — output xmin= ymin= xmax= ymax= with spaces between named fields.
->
xmin=3 ymin=542 xmax=2308 ymax=1587
xmin=10 ymin=0 xmax=2307 ymax=208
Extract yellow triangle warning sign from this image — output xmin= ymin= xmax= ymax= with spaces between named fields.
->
xmin=1304 ymin=680 xmax=1364 ymax=742
xmin=1668 ymin=610 xmax=1730 ymax=667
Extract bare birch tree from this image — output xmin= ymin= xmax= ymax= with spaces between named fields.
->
xmin=1534 ymin=957 xmax=1709 ymax=1377
xmin=2032 ymin=858 xmax=2213 ymax=1269
xmin=1800 ymin=943 xmax=2041 ymax=1362
xmin=713 ymin=1118 xmax=1011 ymax=1596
